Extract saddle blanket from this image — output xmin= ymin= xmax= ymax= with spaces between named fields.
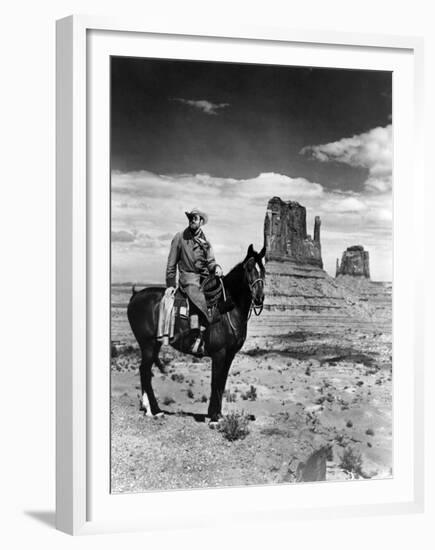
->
xmin=157 ymin=279 xmax=230 ymax=345
xmin=157 ymin=288 xmax=189 ymax=344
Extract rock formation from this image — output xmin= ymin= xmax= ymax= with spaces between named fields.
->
xmin=264 ymin=197 xmax=322 ymax=268
xmin=336 ymin=245 xmax=370 ymax=278
xmin=252 ymin=197 xmax=392 ymax=334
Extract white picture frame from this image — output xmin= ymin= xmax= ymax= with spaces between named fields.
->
xmin=56 ymin=15 xmax=425 ymax=535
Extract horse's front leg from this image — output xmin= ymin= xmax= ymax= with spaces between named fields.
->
xmin=208 ymin=349 xmax=226 ymax=423
xmin=208 ymin=349 xmax=235 ymax=424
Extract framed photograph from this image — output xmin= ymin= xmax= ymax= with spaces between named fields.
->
xmin=56 ymin=15 xmax=425 ymax=535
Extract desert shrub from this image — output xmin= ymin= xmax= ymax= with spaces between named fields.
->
xmin=201 ymin=394 xmax=208 ymax=403
xmin=339 ymin=446 xmax=363 ymax=477
xmin=187 ymin=388 xmax=194 ymax=399
xmin=111 ymin=343 xmax=137 ymax=358
xmin=241 ymin=385 xmax=257 ymax=401
xmin=162 ymin=396 xmax=175 ymax=406
xmin=171 ymin=373 xmax=185 ymax=383
xmin=365 ymin=428 xmax=374 ymax=436
xmin=218 ymin=411 xmax=250 ymax=441
xmin=224 ymin=390 xmax=237 ymax=403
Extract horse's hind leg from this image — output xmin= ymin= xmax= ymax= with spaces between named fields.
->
xmin=152 ymin=340 xmax=166 ymax=373
xmin=139 ymin=340 xmax=163 ymax=417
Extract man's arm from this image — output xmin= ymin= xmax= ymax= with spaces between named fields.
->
xmin=166 ymin=233 xmax=180 ymax=287
xmin=206 ymin=244 xmax=223 ymax=276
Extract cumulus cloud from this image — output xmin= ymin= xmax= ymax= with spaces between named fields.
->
xmin=301 ymin=125 xmax=392 ymax=193
xmin=157 ymin=233 xmax=173 ymax=241
xmin=322 ymin=196 xmax=367 ymax=214
xmin=111 ymin=230 xmax=136 ymax=242
xmin=112 ymin=170 xmax=323 ymax=203
xmin=111 ymin=169 xmax=392 ymax=281
xmin=173 ymin=97 xmax=230 ymax=115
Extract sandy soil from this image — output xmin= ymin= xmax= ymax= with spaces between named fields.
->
xmin=111 ymin=317 xmax=392 ymax=493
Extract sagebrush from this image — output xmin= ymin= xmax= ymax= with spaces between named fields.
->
xmin=241 ymin=385 xmax=257 ymax=401
xmin=218 ymin=411 xmax=250 ymax=441
xmin=162 ymin=396 xmax=175 ymax=406
xmin=339 ymin=446 xmax=363 ymax=477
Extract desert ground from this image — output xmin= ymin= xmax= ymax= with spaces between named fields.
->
xmin=111 ymin=286 xmax=392 ymax=493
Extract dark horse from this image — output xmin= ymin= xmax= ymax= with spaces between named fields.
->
xmin=127 ymin=244 xmax=265 ymax=424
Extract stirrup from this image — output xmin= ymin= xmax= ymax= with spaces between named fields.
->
xmin=191 ymin=336 xmax=202 ymax=354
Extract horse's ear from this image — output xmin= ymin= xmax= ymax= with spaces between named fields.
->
xmin=258 ymin=245 xmax=266 ymax=259
xmin=247 ymin=244 xmax=254 ymax=257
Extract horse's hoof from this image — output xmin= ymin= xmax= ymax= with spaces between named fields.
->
xmin=144 ymin=410 xmax=164 ymax=418
xmin=209 ymin=417 xmax=222 ymax=429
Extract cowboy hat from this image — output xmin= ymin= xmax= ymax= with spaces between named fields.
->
xmin=185 ymin=207 xmax=208 ymax=225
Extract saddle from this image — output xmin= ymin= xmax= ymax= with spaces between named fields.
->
xmin=172 ymin=275 xmax=223 ymax=324
xmin=201 ymin=275 xmax=223 ymax=309
xmin=156 ymin=276 xmax=233 ymax=348
xmin=197 ymin=275 xmax=233 ymax=314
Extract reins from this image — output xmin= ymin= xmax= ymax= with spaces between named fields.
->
xmin=219 ymin=278 xmax=238 ymax=334
xmin=247 ymin=277 xmax=264 ymax=318
xmin=248 ymin=302 xmax=264 ymax=319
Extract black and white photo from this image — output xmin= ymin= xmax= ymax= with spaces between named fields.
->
xmin=110 ymin=56 xmax=393 ymax=492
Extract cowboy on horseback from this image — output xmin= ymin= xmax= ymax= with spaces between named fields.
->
xmin=166 ymin=208 xmax=223 ymax=353
xmin=129 ymin=236 xmax=265 ymax=419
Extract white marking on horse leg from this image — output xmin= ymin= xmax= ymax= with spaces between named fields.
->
xmin=142 ymin=392 xmax=153 ymax=416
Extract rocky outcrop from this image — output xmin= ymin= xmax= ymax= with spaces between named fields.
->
xmin=258 ymin=198 xmax=391 ymax=331
xmin=264 ymin=197 xmax=323 ymax=267
xmin=263 ymin=197 xmax=355 ymax=316
xmin=333 ymin=276 xmax=392 ymax=323
xmin=336 ymin=245 xmax=370 ymax=278
xmin=334 ymin=248 xmax=391 ymax=322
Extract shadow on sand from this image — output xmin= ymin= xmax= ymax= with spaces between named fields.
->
xmin=156 ymin=409 xmax=255 ymax=422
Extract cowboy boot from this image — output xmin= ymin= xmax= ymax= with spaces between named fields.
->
xmin=191 ymin=325 xmax=206 ymax=356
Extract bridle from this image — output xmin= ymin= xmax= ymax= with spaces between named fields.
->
xmin=220 ymin=258 xmax=265 ymax=335
xmin=244 ymin=262 xmax=265 ymax=318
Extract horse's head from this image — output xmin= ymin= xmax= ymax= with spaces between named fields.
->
xmin=243 ymin=243 xmax=266 ymax=309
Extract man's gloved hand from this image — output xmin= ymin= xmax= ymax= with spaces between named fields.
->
xmin=165 ymin=286 xmax=176 ymax=296
xmin=215 ymin=265 xmax=223 ymax=277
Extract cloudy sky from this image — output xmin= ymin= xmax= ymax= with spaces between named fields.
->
xmin=111 ymin=57 xmax=392 ymax=283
